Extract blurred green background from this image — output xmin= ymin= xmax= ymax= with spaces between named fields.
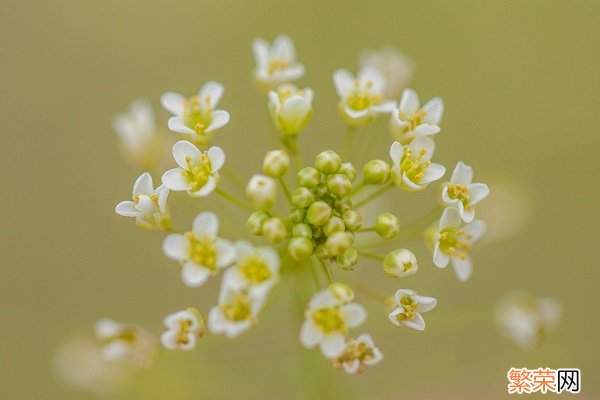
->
xmin=2 ymin=0 xmax=598 ymax=398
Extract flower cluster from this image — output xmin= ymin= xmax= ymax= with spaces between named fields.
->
xmin=108 ymin=34 xmax=492 ymax=375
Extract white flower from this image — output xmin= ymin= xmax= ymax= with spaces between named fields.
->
xmin=208 ymin=283 xmax=266 ymax=338
xmin=161 ymin=140 xmax=224 ymax=197
xmin=383 ymin=249 xmax=419 ymax=278
xmin=160 ymin=308 xmax=204 ymax=351
xmin=388 ymin=289 xmax=437 ymax=331
xmin=246 ymin=174 xmax=277 ymax=210
xmin=112 ymin=99 xmax=157 ymax=166
xmin=94 ymin=319 xmax=156 ymax=368
xmin=333 ymin=334 xmax=383 ymax=374
xmin=496 ymin=292 xmax=561 ymax=350
xmin=115 ymin=172 xmax=170 ymax=230
xmin=161 ymin=82 xmax=230 ymax=146
xmin=268 ymin=84 xmax=313 ymax=136
xmin=223 ymin=241 xmax=280 ymax=299
xmin=359 ymin=47 xmax=414 ymax=100
xmin=162 ymin=212 xmax=235 ymax=287
xmin=252 ymin=35 xmax=305 ymax=89
xmin=333 ymin=66 xmax=395 ymax=126
xmin=431 ymin=207 xmax=486 ymax=281
xmin=389 ymin=137 xmax=446 ymax=191
xmin=300 ymin=287 xmax=367 ymax=358
xmin=389 ymin=88 xmax=444 ymax=144
xmin=441 ymin=162 xmax=490 ymax=223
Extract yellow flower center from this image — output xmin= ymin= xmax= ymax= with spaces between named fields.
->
xmin=267 ymin=57 xmax=291 ymax=75
xmin=312 ymin=307 xmax=347 ymax=334
xmin=186 ymin=232 xmax=217 ymax=271
xmin=346 ymin=80 xmax=382 ymax=111
xmin=239 ymin=255 xmax=272 ymax=284
xmin=403 ymin=262 xmax=413 ymax=272
xmin=182 ymin=154 xmax=212 ymax=192
xmin=220 ymin=293 xmax=253 ymax=322
xmin=447 ymin=184 xmax=472 ymax=210
xmin=334 ymin=340 xmax=375 ymax=371
xmin=395 ymin=295 xmax=418 ymax=321
xmin=400 ymin=147 xmax=430 ymax=183
xmin=399 ymin=109 xmax=426 ymax=132
xmin=175 ymin=319 xmax=193 ymax=346
xmin=438 ymin=228 xmax=472 ymax=259
xmin=183 ymin=95 xmax=213 ymax=135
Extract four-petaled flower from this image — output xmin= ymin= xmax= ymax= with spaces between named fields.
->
xmin=442 ymin=161 xmax=490 ymax=223
xmin=160 ymin=308 xmax=205 ymax=351
xmin=208 ymin=283 xmax=265 ymax=338
xmin=223 ymin=241 xmax=280 ymax=299
xmin=389 ymin=88 xmax=444 ymax=145
xmin=161 ymin=140 xmax=225 ymax=197
xmin=268 ymin=84 xmax=313 ymax=136
xmin=388 ymin=289 xmax=437 ymax=331
xmin=115 ymin=172 xmax=170 ymax=230
xmin=161 ymin=82 xmax=230 ymax=146
xmin=253 ymin=35 xmax=305 ymax=89
xmin=431 ymin=207 xmax=486 ymax=281
xmin=333 ymin=66 xmax=395 ymax=126
xmin=333 ymin=333 xmax=383 ymax=374
xmin=300 ymin=287 xmax=367 ymax=358
xmin=163 ymin=212 xmax=235 ymax=287
xmin=389 ymin=138 xmax=446 ymax=191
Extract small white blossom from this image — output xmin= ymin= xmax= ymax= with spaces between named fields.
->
xmin=208 ymin=283 xmax=266 ymax=338
xmin=115 ymin=172 xmax=170 ymax=230
xmin=223 ymin=241 xmax=280 ymax=299
xmin=495 ymin=292 xmax=561 ymax=350
xmin=388 ymin=289 xmax=437 ymax=331
xmin=389 ymin=88 xmax=444 ymax=144
xmin=246 ymin=174 xmax=277 ymax=210
xmin=253 ymin=35 xmax=305 ymax=89
xmin=333 ymin=334 xmax=383 ymax=374
xmin=163 ymin=212 xmax=235 ymax=287
xmin=300 ymin=286 xmax=367 ymax=358
xmin=112 ymin=99 xmax=157 ymax=167
xmin=161 ymin=82 xmax=230 ymax=146
xmin=431 ymin=207 xmax=486 ymax=281
xmin=160 ymin=308 xmax=205 ymax=351
xmin=389 ymin=137 xmax=446 ymax=191
xmin=359 ymin=47 xmax=414 ymax=100
xmin=333 ymin=66 xmax=395 ymax=126
xmin=442 ymin=161 xmax=490 ymax=223
xmin=268 ymin=84 xmax=313 ymax=136
xmin=161 ymin=140 xmax=224 ymax=197
xmin=94 ymin=319 xmax=156 ymax=368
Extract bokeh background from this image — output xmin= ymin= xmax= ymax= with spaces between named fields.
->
xmin=2 ymin=0 xmax=598 ymax=398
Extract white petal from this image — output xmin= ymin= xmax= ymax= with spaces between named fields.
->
xmin=161 ymin=168 xmax=190 ymax=191
xmin=422 ymin=97 xmax=444 ymax=125
xmin=463 ymin=220 xmax=486 ymax=242
xmin=342 ymin=304 xmax=367 ymax=327
xmin=134 ymin=195 xmax=155 ymax=215
xmin=257 ymin=247 xmax=280 ymax=271
xmin=333 ymin=69 xmax=354 ymax=99
xmin=401 ymin=172 xmax=422 ymax=190
xmin=343 ymin=106 xmax=369 ymax=119
xmin=207 ymin=146 xmax=225 ymax=172
xmin=115 ymin=201 xmax=139 ymax=217
xmin=460 ymin=205 xmax=475 ymax=223
xmin=205 ymin=110 xmax=230 ymax=133
xmin=181 ymin=262 xmax=210 ymax=287
xmin=413 ymin=124 xmax=441 ymax=136
xmin=371 ymin=101 xmax=396 ymax=113
xmin=433 ymin=242 xmax=450 ymax=268
xmin=394 ymin=289 xmax=415 ymax=304
xmin=389 ymin=141 xmax=403 ymax=165
xmin=399 ymin=88 xmax=420 ymax=115
xmin=409 ymin=136 xmax=435 ymax=161
xmin=319 ymin=333 xmax=346 ymax=358
xmin=273 ymin=35 xmax=296 ymax=61
xmin=160 ymin=330 xmax=178 ymax=350
xmin=161 ymin=92 xmax=185 ymax=115
xmin=414 ymin=296 xmax=438 ymax=313
xmin=173 ymin=140 xmax=201 ymax=169
xmin=252 ymin=38 xmax=269 ymax=68
xmin=450 ymin=161 xmax=473 ymax=185
xmin=388 ymin=308 xmax=403 ymax=327
xmin=198 ymin=81 xmax=224 ymax=108
xmin=439 ymin=207 xmax=461 ymax=230
xmin=234 ymin=240 xmax=254 ymax=259
xmin=343 ymin=360 xmax=361 ymax=374
xmin=358 ymin=66 xmax=386 ymax=94
xmin=190 ymin=175 xmax=217 ymax=197
xmin=192 ymin=211 xmax=219 ymax=238
xmin=163 ymin=234 xmax=188 ymax=260
xmin=452 ymin=256 xmax=473 ymax=282
xmin=132 ymin=172 xmax=154 ymax=196
xmin=168 ymin=117 xmax=195 ymax=135
xmin=421 ymin=163 xmax=446 ymax=184
xmin=156 ymin=185 xmax=170 ymax=213
xmin=216 ymin=239 xmax=236 ymax=268
xmin=403 ymin=312 xmax=426 ymax=331
xmin=469 ymin=183 xmax=490 ymax=205
xmin=299 ymin=321 xmax=323 ymax=348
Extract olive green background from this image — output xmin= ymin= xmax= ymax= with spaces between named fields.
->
xmin=1 ymin=0 xmax=598 ymax=399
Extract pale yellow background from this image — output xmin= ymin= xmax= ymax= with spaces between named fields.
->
xmin=1 ymin=0 xmax=598 ymax=399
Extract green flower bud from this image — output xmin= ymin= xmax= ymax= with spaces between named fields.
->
xmin=328 ymin=282 xmax=355 ymax=303
xmin=338 ymin=162 xmax=357 ymax=182
xmin=262 ymin=217 xmax=287 ymax=243
xmin=289 ymin=208 xmax=306 ymax=224
xmin=246 ymin=174 xmax=277 ymax=211
xmin=325 ymin=231 xmax=353 ymax=256
xmin=292 ymin=187 xmax=315 ymax=208
xmin=292 ymin=223 xmax=312 ymax=238
xmin=313 ymin=183 xmax=329 ymax=198
xmin=312 ymin=225 xmax=324 ymax=239
xmin=323 ymin=216 xmax=345 ymax=237
xmin=288 ymin=237 xmax=314 ymax=261
xmin=297 ymin=167 xmax=321 ymax=188
xmin=342 ymin=210 xmax=362 ymax=231
xmin=334 ymin=198 xmax=353 ymax=213
xmin=363 ymin=159 xmax=391 ymax=184
xmin=336 ymin=248 xmax=359 ymax=270
xmin=315 ymin=150 xmax=342 ymax=174
xmin=305 ymin=201 xmax=332 ymax=226
xmin=315 ymin=244 xmax=329 ymax=260
xmin=375 ymin=212 xmax=400 ymax=239
xmin=383 ymin=249 xmax=419 ymax=277
xmin=246 ymin=210 xmax=269 ymax=236
xmin=262 ymin=150 xmax=290 ymax=178
xmin=327 ymin=174 xmax=352 ymax=197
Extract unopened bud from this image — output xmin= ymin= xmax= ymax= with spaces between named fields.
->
xmin=363 ymin=159 xmax=391 ymax=184
xmin=342 ymin=210 xmax=362 ymax=231
xmin=325 ymin=231 xmax=353 ymax=256
xmin=338 ymin=162 xmax=357 ymax=182
xmin=292 ymin=223 xmax=312 ymax=238
xmin=383 ymin=249 xmax=418 ymax=277
xmin=288 ymin=237 xmax=314 ymax=261
xmin=297 ymin=167 xmax=321 ymax=188
xmin=289 ymin=208 xmax=306 ymax=224
xmin=328 ymin=282 xmax=355 ymax=303
xmin=262 ymin=217 xmax=287 ymax=243
xmin=246 ymin=210 xmax=269 ymax=236
xmin=327 ymin=174 xmax=352 ymax=197
xmin=292 ymin=187 xmax=315 ymax=208
xmin=262 ymin=150 xmax=290 ymax=178
xmin=315 ymin=150 xmax=342 ymax=174
xmin=323 ymin=216 xmax=345 ymax=237
xmin=246 ymin=174 xmax=277 ymax=211
xmin=336 ymin=248 xmax=359 ymax=270
xmin=305 ymin=201 xmax=332 ymax=226
xmin=375 ymin=212 xmax=400 ymax=239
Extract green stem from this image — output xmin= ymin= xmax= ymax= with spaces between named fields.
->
xmin=309 ymin=258 xmax=321 ymax=289
xmin=278 ymin=177 xmax=292 ymax=204
xmin=215 ymin=188 xmax=254 ymax=211
xmin=356 ymin=226 xmax=375 ymax=233
xmin=316 ymin=257 xmax=333 ymax=285
xmin=354 ymin=182 xmax=393 ymax=208
xmin=360 ymin=251 xmax=384 ymax=261
xmin=340 ymin=125 xmax=357 ymax=159
xmin=350 ymin=180 xmax=367 ymax=196
xmin=221 ymin=166 xmax=245 ymax=193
